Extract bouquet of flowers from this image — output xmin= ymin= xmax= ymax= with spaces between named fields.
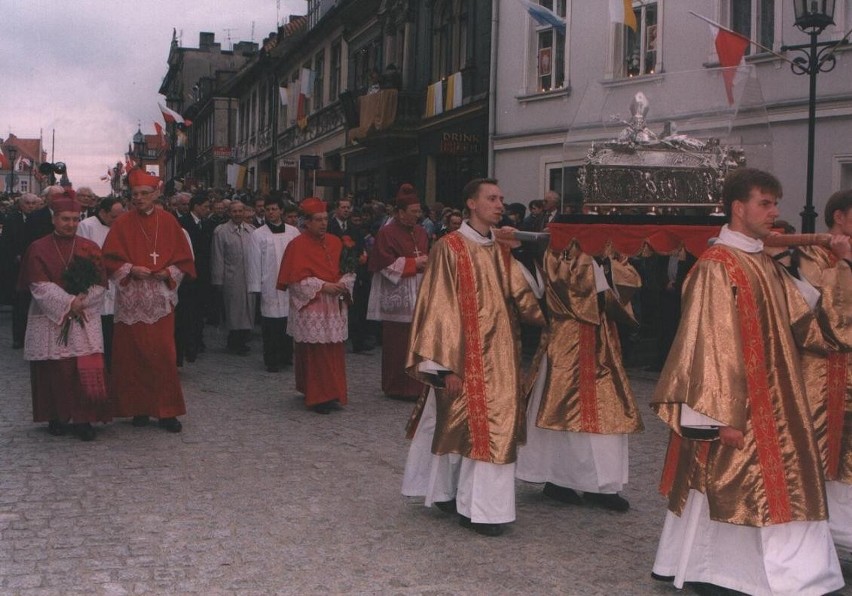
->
xmin=57 ymin=256 xmax=100 ymax=346
xmin=339 ymin=235 xmax=365 ymax=274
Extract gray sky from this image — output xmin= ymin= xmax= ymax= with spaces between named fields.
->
xmin=1 ymin=0 xmax=305 ymax=195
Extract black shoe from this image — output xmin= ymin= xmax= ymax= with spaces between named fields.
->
xmin=543 ymin=482 xmax=583 ymax=505
xmin=266 ymin=365 xmax=280 ymax=373
xmin=583 ymin=492 xmax=630 ymax=512
xmin=458 ymin=515 xmax=505 ymax=537
xmin=158 ymin=417 xmax=182 ymax=433
xmin=434 ymin=500 xmax=457 ymax=514
xmin=78 ymin=423 xmax=95 ymax=442
xmin=185 ymin=350 xmax=197 ymax=363
xmin=326 ymin=401 xmax=343 ymax=411
xmin=312 ymin=404 xmax=331 ymax=415
xmin=132 ymin=415 xmax=150 ymax=427
xmin=47 ymin=420 xmax=65 ymax=436
xmin=651 ymin=572 xmax=675 ymax=583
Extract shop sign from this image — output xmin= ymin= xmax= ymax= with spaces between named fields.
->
xmin=440 ymin=132 xmax=482 ymax=155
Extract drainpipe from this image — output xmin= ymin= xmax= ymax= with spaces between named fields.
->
xmin=487 ymin=0 xmax=499 ymax=177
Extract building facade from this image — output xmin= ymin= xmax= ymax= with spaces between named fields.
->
xmin=492 ymin=0 xmax=852 ymax=230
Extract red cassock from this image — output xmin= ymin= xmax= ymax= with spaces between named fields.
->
xmin=277 ymin=232 xmax=349 ymax=407
xmin=102 ymin=208 xmax=196 ymax=418
xmin=368 ymin=220 xmax=429 ymax=399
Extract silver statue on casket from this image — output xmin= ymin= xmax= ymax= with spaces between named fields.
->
xmin=578 ymin=92 xmax=745 ymax=210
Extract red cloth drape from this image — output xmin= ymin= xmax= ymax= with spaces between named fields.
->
xmin=547 ymin=223 xmax=723 ymax=257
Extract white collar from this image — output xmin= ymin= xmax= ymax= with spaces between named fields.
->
xmin=459 ymin=221 xmax=493 ymax=246
xmin=191 ymin=212 xmax=201 ymax=224
xmin=716 ymin=224 xmax=764 ymax=253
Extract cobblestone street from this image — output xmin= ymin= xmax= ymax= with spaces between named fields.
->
xmin=1 ymin=314 xmax=850 ymax=595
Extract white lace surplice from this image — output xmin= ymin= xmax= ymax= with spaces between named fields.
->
xmin=24 ymin=282 xmax=105 ymax=361
xmin=287 ymin=273 xmax=355 ymax=343
xmin=112 ymin=263 xmax=185 ymax=325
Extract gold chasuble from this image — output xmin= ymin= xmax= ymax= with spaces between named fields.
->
xmin=652 ymin=244 xmax=827 ymax=527
xmin=533 ymin=246 xmax=644 ymax=435
xmin=406 ymin=229 xmax=544 ymax=464
xmin=797 ymin=245 xmax=852 ymax=483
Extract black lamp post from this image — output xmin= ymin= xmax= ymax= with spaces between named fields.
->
xmin=7 ymin=145 xmax=17 ymax=194
xmin=132 ymin=125 xmax=147 ymax=170
xmin=781 ymin=0 xmax=844 ymax=232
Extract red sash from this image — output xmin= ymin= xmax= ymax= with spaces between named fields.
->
xmin=445 ymin=233 xmax=491 ymax=460
xmin=826 ymin=352 xmax=847 ymax=479
xmin=699 ymin=246 xmax=793 ymax=523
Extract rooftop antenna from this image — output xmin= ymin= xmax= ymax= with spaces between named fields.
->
xmin=223 ymin=27 xmax=238 ymax=50
xmin=251 ymin=20 xmax=256 ymax=43
xmin=277 ymin=0 xmax=281 ymax=26
xmin=178 ymin=29 xmax=183 ymax=46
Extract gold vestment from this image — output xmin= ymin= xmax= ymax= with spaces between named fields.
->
xmin=406 ymin=231 xmax=544 ymax=464
xmin=652 ymin=245 xmax=827 ymax=527
xmin=532 ymin=247 xmax=644 ymax=434
xmin=797 ymin=245 xmax=852 ymax=483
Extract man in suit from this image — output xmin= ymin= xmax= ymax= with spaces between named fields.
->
xmin=177 ymin=194 xmax=214 ymax=362
xmin=76 ymin=187 xmax=99 ymax=219
xmin=328 ymin=196 xmax=372 ymax=353
xmin=0 ymin=193 xmax=41 ymax=348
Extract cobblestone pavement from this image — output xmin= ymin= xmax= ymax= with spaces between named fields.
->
xmin=1 ymin=314 xmax=850 ymax=595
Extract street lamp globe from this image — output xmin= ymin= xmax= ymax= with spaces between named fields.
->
xmin=793 ymin=0 xmax=835 ymax=34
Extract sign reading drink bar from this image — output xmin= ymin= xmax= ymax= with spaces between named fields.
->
xmin=441 ymin=132 xmax=482 ymax=155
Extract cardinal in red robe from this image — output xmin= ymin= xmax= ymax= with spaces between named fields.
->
xmin=366 ymin=184 xmax=429 ymax=400
xmin=277 ymin=198 xmax=355 ymax=414
xmin=18 ymin=192 xmax=111 ymax=441
xmin=102 ymin=169 xmax=195 ymax=432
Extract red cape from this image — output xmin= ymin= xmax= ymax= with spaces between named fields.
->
xmin=18 ymin=233 xmax=106 ymax=292
xmin=102 ymin=207 xmax=195 ymax=279
xmin=277 ymin=232 xmax=343 ymax=289
xmin=368 ymin=219 xmax=429 ymax=272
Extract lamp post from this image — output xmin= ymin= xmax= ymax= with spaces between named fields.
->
xmin=781 ymin=0 xmax=845 ymax=233
xmin=7 ymin=145 xmax=18 ymax=195
xmin=132 ymin=124 xmax=147 ymax=171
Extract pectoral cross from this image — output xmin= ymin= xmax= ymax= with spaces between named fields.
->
xmin=150 ymin=250 xmax=160 ymax=265
xmin=413 ymin=246 xmax=422 ymax=258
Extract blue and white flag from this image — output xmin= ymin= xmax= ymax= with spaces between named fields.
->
xmin=514 ymin=0 xmax=566 ymax=33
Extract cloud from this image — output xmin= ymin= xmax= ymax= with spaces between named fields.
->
xmin=1 ymin=0 xmax=304 ymax=194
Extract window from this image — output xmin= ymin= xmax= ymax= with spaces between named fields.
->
xmin=302 ymin=61 xmax=312 ymax=115
xmin=726 ymin=0 xmax=774 ymax=54
xmin=623 ymin=2 xmax=658 ymax=77
xmin=547 ymin=164 xmax=582 ymax=210
xmin=314 ymin=50 xmax=325 ymax=111
xmin=535 ymin=0 xmax=566 ymax=92
xmin=330 ymin=41 xmax=342 ymax=102
xmin=351 ymin=38 xmax=381 ymax=93
xmin=430 ymin=0 xmax=472 ymax=82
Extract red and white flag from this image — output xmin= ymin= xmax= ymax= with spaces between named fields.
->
xmin=158 ymin=102 xmax=185 ymax=125
xmin=153 ymin=121 xmax=167 ymax=146
xmin=710 ymin=25 xmax=749 ymax=105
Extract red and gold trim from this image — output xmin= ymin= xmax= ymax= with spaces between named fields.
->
xmin=445 ymin=232 xmax=491 ymax=460
xmin=825 ymin=352 xmax=847 ymax=480
xmin=578 ymin=322 xmax=600 ymax=432
xmin=702 ymin=246 xmax=793 ymax=523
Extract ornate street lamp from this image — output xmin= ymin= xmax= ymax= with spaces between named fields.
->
xmin=7 ymin=145 xmax=18 ymax=194
xmin=132 ymin=125 xmax=147 ymax=169
xmin=782 ymin=0 xmax=842 ymax=232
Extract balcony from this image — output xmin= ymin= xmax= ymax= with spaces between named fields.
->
xmin=345 ymin=90 xmax=422 ymax=147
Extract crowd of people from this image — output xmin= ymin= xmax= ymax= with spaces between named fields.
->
xmin=0 ymin=168 xmax=850 ymax=595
